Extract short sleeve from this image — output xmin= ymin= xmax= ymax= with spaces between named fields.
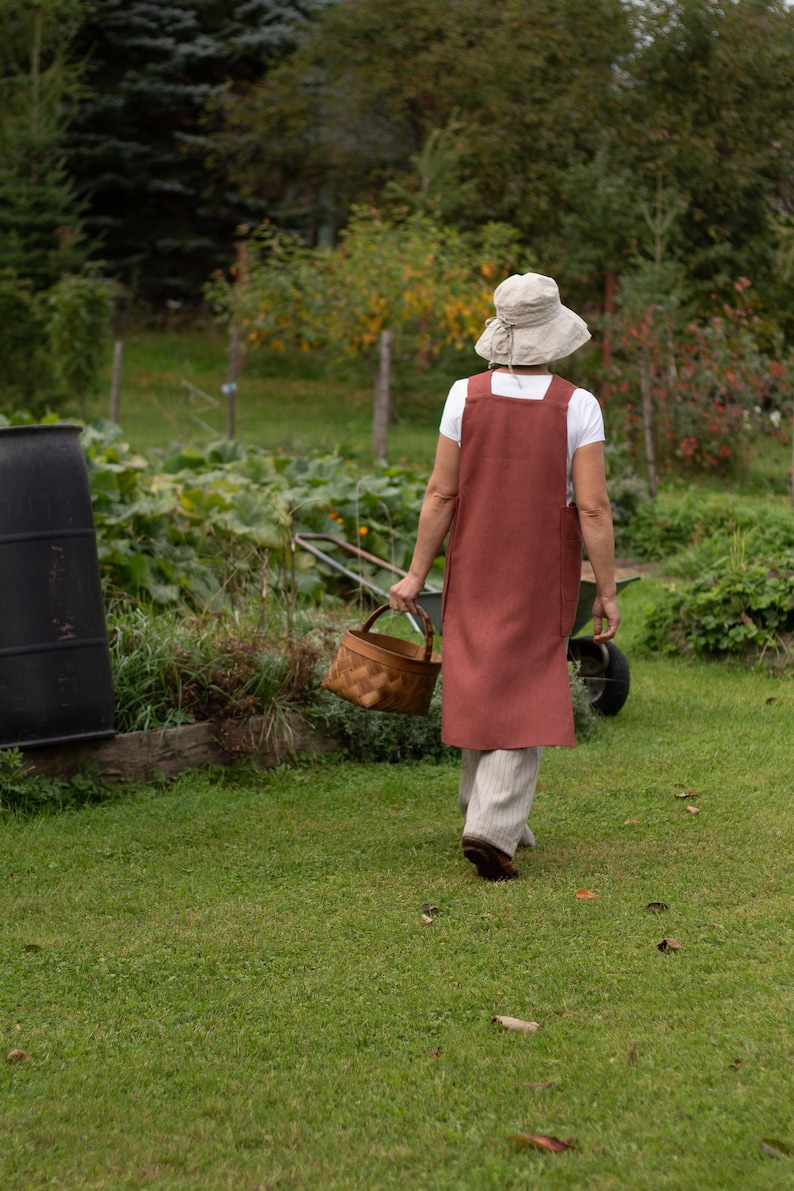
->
xmin=439 ymin=379 xmax=468 ymax=443
xmin=568 ymin=388 xmax=604 ymax=455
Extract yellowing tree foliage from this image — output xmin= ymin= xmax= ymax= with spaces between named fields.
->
xmin=211 ymin=209 xmax=527 ymax=357
xmin=208 ymin=209 xmax=531 ymax=457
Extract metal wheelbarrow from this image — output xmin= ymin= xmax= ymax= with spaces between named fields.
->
xmin=293 ymin=533 xmax=638 ymax=716
xmin=566 ymin=566 xmax=639 ymax=715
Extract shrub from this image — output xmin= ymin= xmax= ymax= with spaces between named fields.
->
xmin=0 ymin=269 xmax=51 ymax=411
xmin=47 ymin=270 xmax=113 ymax=409
xmin=619 ymin=491 xmax=794 ymax=565
xmin=308 ymin=664 xmax=597 ymax=765
xmin=569 ymin=662 xmax=599 ymax=739
xmin=0 ymin=268 xmax=112 ymax=417
xmin=309 ymin=685 xmax=457 ymax=764
xmin=639 ymin=538 xmax=794 ymax=661
xmin=603 ymin=442 xmax=652 ymax=556
xmin=613 ymin=282 xmax=793 ymax=478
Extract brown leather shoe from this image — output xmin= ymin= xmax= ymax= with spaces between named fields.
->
xmin=462 ymin=837 xmax=518 ymax=881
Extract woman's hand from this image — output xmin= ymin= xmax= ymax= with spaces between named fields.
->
xmin=591 ymin=593 xmax=620 ymax=641
xmin=389 ymin=574 xmax=425 ymax=613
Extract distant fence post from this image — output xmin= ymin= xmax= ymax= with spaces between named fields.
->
xmin=373 ymin=329 xmax=393 ymax=463
xmin=109 ymin=340 xmax=123 ymax=423
xmin=224 ymin=328 xmax=239 ymax=441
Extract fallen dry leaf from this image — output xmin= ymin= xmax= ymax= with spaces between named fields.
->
xmin=624 ymin=819 xmax=640 ymax=825
xmin=766 ymin=697 xmax=778 ymax=705
xmin=741 ymin=611 xmax=755 ymax=628
xmin=6 ymin=1049 xmax=29 ymax=1062
xmin=759 ymin=1139 xmax=792 ymax=1160
xmin=629 ymin=1043 xmax=638 ymax=1064
xmin=421 ymin=902 xmax=439 ymax=924
xmin=527 ymin=1080 xmax=557 ymax=1090
xmin=493 ymin=1015 xmax=542 ymax=1034
xmin=686 ymin=806 xmax=700 ymax=815
xmin=509 ymin=1134 xmax=577 ymax=1153
xmin=657 ymin=938 xmax=682 ymax=952
xmin=426 ymin=1047 xmax=440 ymax=1059
xmin=645 ymin=902 xmax=668 ymax=913
xmin=575 ymin=890 xmax=597 ymax=899
xmin=674 ymin=789 xmax=695 ymax=799
xmin=729 ymin=1058 xmax=745 ymax=1070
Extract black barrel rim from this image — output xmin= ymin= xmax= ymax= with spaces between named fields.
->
xmin=0 ymin=423 xmax=83 ymax=437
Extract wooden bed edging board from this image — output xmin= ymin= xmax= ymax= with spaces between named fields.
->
xmin=19 ymin=714 xmax=339 ymax=784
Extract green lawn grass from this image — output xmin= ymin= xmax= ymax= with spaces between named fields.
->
xmin=3 ymin=583 xmax=794 ymax=1189
xmin=86 ymin=328 xmax=456 ymax=467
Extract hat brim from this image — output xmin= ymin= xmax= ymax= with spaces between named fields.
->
xmin=474 ymin=305 xmax=591 ymax=366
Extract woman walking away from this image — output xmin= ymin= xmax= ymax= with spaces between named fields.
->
xmin=389 ymin=273 xmax=620 ymax=881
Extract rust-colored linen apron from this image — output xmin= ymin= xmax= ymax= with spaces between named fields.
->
xmin=440 ymin=371 xmax=582 ymax=750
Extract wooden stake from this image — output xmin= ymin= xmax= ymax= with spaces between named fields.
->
xmin=373 ymin=329 xmax=393 ymax=463
xmin=109 ymin=340 xmax=123 ymax=422
xmin=225 ymin=327 xmax=239 ymax=440
xmin=258 ymin=549 xmax=270 ymax=632
xmin=288 ymin=535 xmax=297 ymax=629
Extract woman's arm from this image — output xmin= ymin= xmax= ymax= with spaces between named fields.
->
xmin=389 ymin=435 xmax=460 ymax=613
xmin=571 ymin=441 xmax=620 ymax=642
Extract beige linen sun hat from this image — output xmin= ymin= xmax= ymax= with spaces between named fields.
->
xmin=474 ymin=272 xmax=591 ymax=367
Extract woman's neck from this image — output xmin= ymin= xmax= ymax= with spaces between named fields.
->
xmin=495 ymin=365 xmax=550 ymax=375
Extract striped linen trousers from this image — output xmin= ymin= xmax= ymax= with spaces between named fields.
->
xmin=458 ymin=747 xmax=542 ymax=857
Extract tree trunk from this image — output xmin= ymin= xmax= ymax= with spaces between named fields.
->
xmin=640 ymin=349 xmax=658 ymax=498
xmin=373 ymin=329 xmax=393 ymax=463
xmin=31 ymin=7 xmax=42 ymax=140
xmin=600 ymin=269 xmax=617 ymax=404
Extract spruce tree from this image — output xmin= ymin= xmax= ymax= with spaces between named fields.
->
xmin=67 ymin=0 xmax=328 ymax=302
xmin=0 ymin=1 xmax=88 ymax=287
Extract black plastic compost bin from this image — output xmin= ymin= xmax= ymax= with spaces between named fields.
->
xmin=0 ymin=424 xmax=115 ymax=749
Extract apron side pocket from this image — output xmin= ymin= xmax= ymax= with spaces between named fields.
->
xmin=441 ymin=509 xmax=458 ymax=620
xmin=560 ymin=504 xmax=582 ymax=636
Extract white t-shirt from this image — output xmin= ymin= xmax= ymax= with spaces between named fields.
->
xmin=439 ymin=372 xmax=605 ymax=503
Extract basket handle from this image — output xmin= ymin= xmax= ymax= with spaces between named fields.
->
xmin=361 ymin=603 xmax=436 ymax=663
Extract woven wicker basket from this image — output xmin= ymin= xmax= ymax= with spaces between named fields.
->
xmin=321 ymin=603 xmax=441 ymax=717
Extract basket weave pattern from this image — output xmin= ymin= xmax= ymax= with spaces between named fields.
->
xmin=321 ymin=604 xmax=441 ymax=717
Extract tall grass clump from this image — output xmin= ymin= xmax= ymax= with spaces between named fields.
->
xmin=108 ymin=605 xmax=333 ymax=736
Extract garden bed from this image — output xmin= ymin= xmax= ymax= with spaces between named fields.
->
xmin=19 ymin=713 xmax=339 ymax=784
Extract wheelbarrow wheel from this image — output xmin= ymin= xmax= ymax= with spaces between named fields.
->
xmin=569 ymin=637 xmax=631 ymax=716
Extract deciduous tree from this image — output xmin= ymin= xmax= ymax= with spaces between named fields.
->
xmin=209 ymin=209 xmax=529 ymax=459
xmin=216 ymin=0 xmax=633 ymax=252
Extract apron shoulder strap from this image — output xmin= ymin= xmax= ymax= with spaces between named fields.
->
xmin=466 ymin=371 xmax=493 ymax=398
xmin=542 ymin=375 xmax=577 ymax=409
